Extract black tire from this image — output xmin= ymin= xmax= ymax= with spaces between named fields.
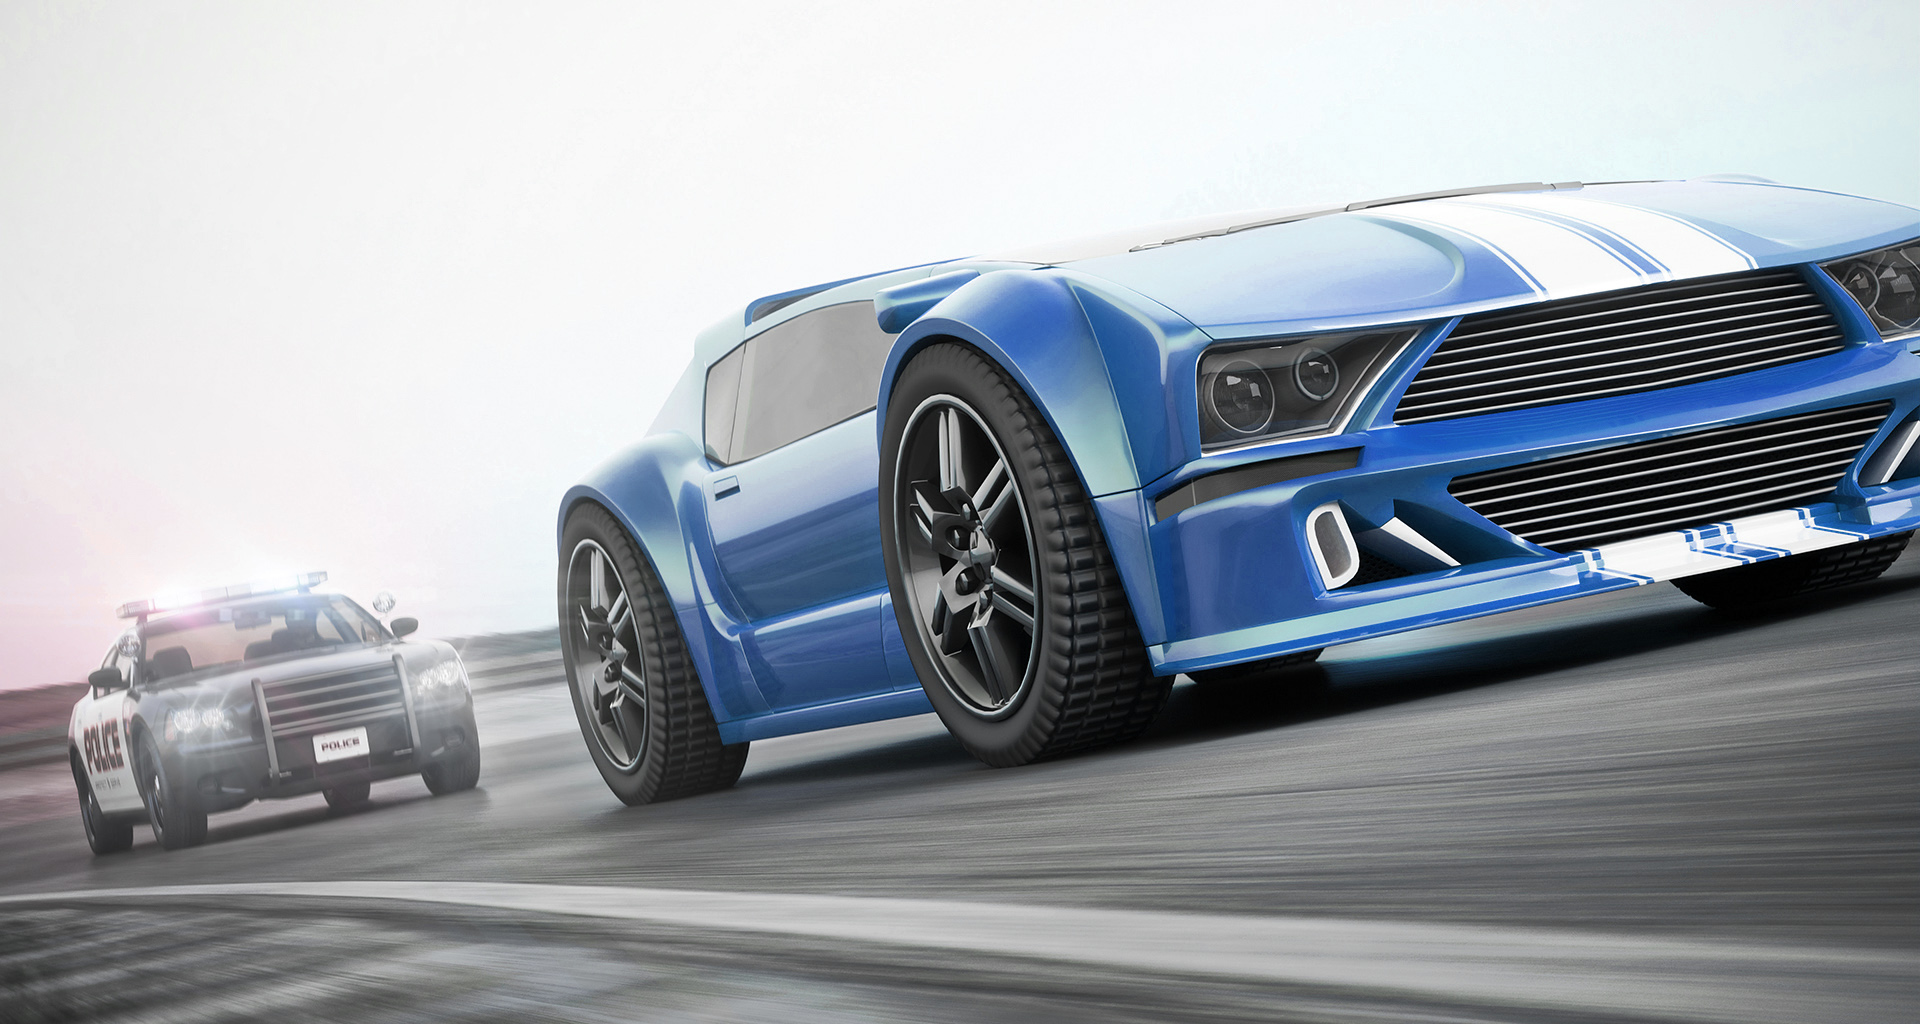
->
xmin=71 ymin=755 xmax=134 ymax=856
xmin=1672 ymin=531 xmax=1911 ymax=610
xmin=558 ymin=503 xmax=750 ymax=805
xmin=135 ymin=730 xmax=206 ymax=851
xmin=1187 ymin=648 xmax=1324 ymax=688
xmin=323 ymin=781 xmax=371 ymax=810
xmin=881 ymin=342 xmax=1170 ymax=767
xmin=422 ymin=743 xmax=481 ymax=796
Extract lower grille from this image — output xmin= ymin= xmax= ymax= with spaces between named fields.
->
xmin=258 ymin=662 xmax=407 ymax=738
xmin=1449 ymin=403 xmax=1891 ymax=552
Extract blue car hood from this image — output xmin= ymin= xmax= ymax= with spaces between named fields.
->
xmin=1064 ymin=181 xmax=1920 ymax=341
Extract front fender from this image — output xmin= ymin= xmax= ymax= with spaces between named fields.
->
xmin=879 ymin=268 xmax=1208 ymax=498
xmin=559 ymin=432 xmax=768 ymax=722
xmin=878 ymin=269 xmax=1209 ymax=647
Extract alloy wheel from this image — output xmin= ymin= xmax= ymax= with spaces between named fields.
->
xmin=893 ymin=396 xmax=1042 ymax=719
xmin=564 ymin=540 xmax=649 ymax=771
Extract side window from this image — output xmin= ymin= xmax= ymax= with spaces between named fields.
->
xmin=729 ymin=301 xmax=896 ymax=463
xmin=704 ymin=344 xmax=745 ymax=463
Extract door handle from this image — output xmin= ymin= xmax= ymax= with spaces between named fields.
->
xmin=713 ymin=475 xmax=741 ymax=499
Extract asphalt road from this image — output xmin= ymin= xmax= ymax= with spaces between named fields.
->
xmin=2 ymin=555 xmax=1916 ymax=1023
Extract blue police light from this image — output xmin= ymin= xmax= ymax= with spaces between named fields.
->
xmin=117 ymin=572 xmax=329 ymax=619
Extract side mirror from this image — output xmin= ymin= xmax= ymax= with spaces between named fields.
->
xmin=88 ymin=666 xmax=126 ymax=696
xmin=389 ymin=617 xmax=419 ymax=638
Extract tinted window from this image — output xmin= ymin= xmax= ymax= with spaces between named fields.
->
xmin=704 ymin=344 xmax=744 ymax=463
xmin=730 ymin=301 xmax=894 ymax=462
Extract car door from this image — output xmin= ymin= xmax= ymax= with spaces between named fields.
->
xmin=76 ymin=641 xmax=142 ymax=812
xmin=703 ymin=300 xmax=913 ymax=710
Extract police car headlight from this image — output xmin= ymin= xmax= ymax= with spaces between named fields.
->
xmin=1823 ymin=241 xmax=1920 ymax=339
xmin=412 ymin=658 xmax=468 ymax=696
xmin=167 ymin=706 xmax=238 ymax=739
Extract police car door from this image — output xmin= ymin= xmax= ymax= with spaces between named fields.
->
xmin=75 ymin=639 xmax=142 ymax=812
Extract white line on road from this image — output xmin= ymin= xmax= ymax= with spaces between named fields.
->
xmin=2 ymin=881 xmax=1912 ymax=1024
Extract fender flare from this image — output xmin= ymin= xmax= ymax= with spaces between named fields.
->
xmin=558 ymin=433 xmax=768 ymax=723
xmin=876 ymin=268 xmax=1209 ymax=645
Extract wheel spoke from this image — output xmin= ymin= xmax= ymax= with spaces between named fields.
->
xmin=938 ymin=407 xmax=967 ymax=501
xmin=989 ymin=588 xmax=1035 ymax=634
xmin=607 ymin=699 xmax=634 ymax=756
xmin=588 ymin=547 xmax=607 ymax=610
xmin=980 ymin=471 xmax=1016 ymax=533
xmin=970 ymin=458 xmax=1007 ymax=515
xmin=967 ymin=604 xmax=1018 ymax=703
xmin=617 ymin=664 xmax=648 ymax=707
xmin=606 ymin=590 xmax=628 ymax=632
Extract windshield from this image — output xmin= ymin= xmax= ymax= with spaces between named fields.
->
xmin=140 ymin=595 xmax=388 ymax=682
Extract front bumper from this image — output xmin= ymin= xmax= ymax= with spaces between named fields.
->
xmin=166 ymin=695 xmax=477 ymax=806
xmin=1117 ymin=344 xmax=1920 ymax=677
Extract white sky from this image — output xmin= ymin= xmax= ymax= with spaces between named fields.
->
xmin=2 ymin=1 xmax=1916 ymax=689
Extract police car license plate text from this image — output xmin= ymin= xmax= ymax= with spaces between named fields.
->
xmin=313 ymin=726 xmax=369 ymax=763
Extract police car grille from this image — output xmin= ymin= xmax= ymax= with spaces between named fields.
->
xmin=1448 ymin=402 xmax=1890 ymax=552
xmin=1394 ymin=269 xmax=1846 ymax=424
xmin=259 ymin=663 xmax=406 ymax=738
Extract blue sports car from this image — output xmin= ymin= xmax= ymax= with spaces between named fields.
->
xmin=558 ymin=178 xmax=1920 ymax=803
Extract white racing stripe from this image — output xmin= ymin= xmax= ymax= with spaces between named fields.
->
xmin=1362 ymin=191 xmax=1760 ymax=303
xmin=1472 ymin=193 xmax=1757 ymax=280
xmin=2 ymin=881 xmax=1912 ymax=1023
xmin=1581 ymin=506 xmax=1867 ymax=583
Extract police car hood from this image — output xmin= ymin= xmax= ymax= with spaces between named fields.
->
xmin=1062 ymin=180 xmax=1920 ymax=341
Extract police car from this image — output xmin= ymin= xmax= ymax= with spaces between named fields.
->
xmin=69 ymin=573 xmax=481 ymax=853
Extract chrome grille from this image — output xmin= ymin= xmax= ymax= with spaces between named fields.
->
xmin=258 ymin=662 xmax=406 ymax=738
xmin=1449 ymin=403 xmax=1890 ymax=552
xmin=1395 ymin=269 xmax=1847 ymax=424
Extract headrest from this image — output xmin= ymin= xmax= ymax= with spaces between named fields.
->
xmin=148 ymin=646 xmax=193 ymax=680
xmin=244 ymin=640 xmax=276 ymax=660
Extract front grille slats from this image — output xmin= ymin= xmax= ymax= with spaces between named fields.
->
xmin=1395 ymin=269 xmax=1847 ymax=424
xmin=1448 ymin=404 xmax=1890 ymax=552
xmin=259 ymin=662 xmax=407 ymax=739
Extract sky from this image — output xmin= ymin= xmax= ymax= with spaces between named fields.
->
xmin=2 ymin=0 xmax=1916 ymax=689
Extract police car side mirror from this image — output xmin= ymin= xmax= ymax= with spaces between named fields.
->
xmin=88 ymin=666 xmax=126 ymax=696
xmin=390 ymin=617 xmax=419 ymax=638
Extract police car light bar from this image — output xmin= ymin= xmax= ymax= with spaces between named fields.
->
xmin=116 ymin=572 xmax=329 ymax=619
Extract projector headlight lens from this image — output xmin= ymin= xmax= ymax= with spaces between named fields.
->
xmin=1823 ymin=241 xmax=1920 ymax=337
xmin=1197 ymin=328 xmax=1421 ymax=451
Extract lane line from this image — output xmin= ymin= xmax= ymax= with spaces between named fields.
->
xmin=3 ymin=881 xmax=1912 ymax=1023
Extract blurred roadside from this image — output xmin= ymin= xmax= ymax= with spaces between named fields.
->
xmin=0 ymin=628 xmax=560 ymax=774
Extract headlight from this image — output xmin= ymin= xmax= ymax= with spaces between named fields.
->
xmin=1822 ymin=241 xmax=1920 ymax=338
xmin=413 ymin=658 xmax=468 ymax=695
xmin=1197 ymin=328 xmax=1421 ymax=451
xmin=167 ymin=706 xmax=238 ymax=739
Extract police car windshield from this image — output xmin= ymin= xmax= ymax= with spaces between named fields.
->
xmin=141 ymin=595 xmax=386 ymax=682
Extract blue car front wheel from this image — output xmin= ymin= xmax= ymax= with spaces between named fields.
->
xmin=881 ymin=343 xmax=1171 ymax=767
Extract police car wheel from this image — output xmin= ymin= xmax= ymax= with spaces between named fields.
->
xmin=71 ymin=754 xmax=133 ymax=855
xmin=135 ymin=731 xmax=206 ymax=850
xmin=559 ymin=503 xmax=749 ymax=805
xmin=421 ymin=743 xmax=480 ymax=795
xmin=323 ymin=782 xmax=371 ymax=810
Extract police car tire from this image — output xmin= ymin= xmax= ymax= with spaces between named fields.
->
xmin=422 ymin=744 xmax=481 ymax=795
xmin=72 ymin=754 xmax=134 ymax=855
xmin=1672 ymin=531 xmax=1912 ymax=610
xmin=135 ymin=731 xmax=207 ymax=851
xmin=880 ymin=343 xmax=1171 ymax=768
xmin=559 ymin=504 xmax=751 ymax=806
xmin=323 ymin=781 xmax=371 ymax=810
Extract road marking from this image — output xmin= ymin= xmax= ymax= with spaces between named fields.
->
xmin=2 ymin=882 xmax=1912 ymax=1023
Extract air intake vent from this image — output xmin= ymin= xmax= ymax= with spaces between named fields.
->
xmin=1396 ymin=269 xmax=1846 ymax=424
xmin=1449 ymin=403 xmax=1890 ymax=552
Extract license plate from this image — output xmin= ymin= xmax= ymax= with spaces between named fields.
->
xmin=313 ymin=726 xmax=369 ymax=764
